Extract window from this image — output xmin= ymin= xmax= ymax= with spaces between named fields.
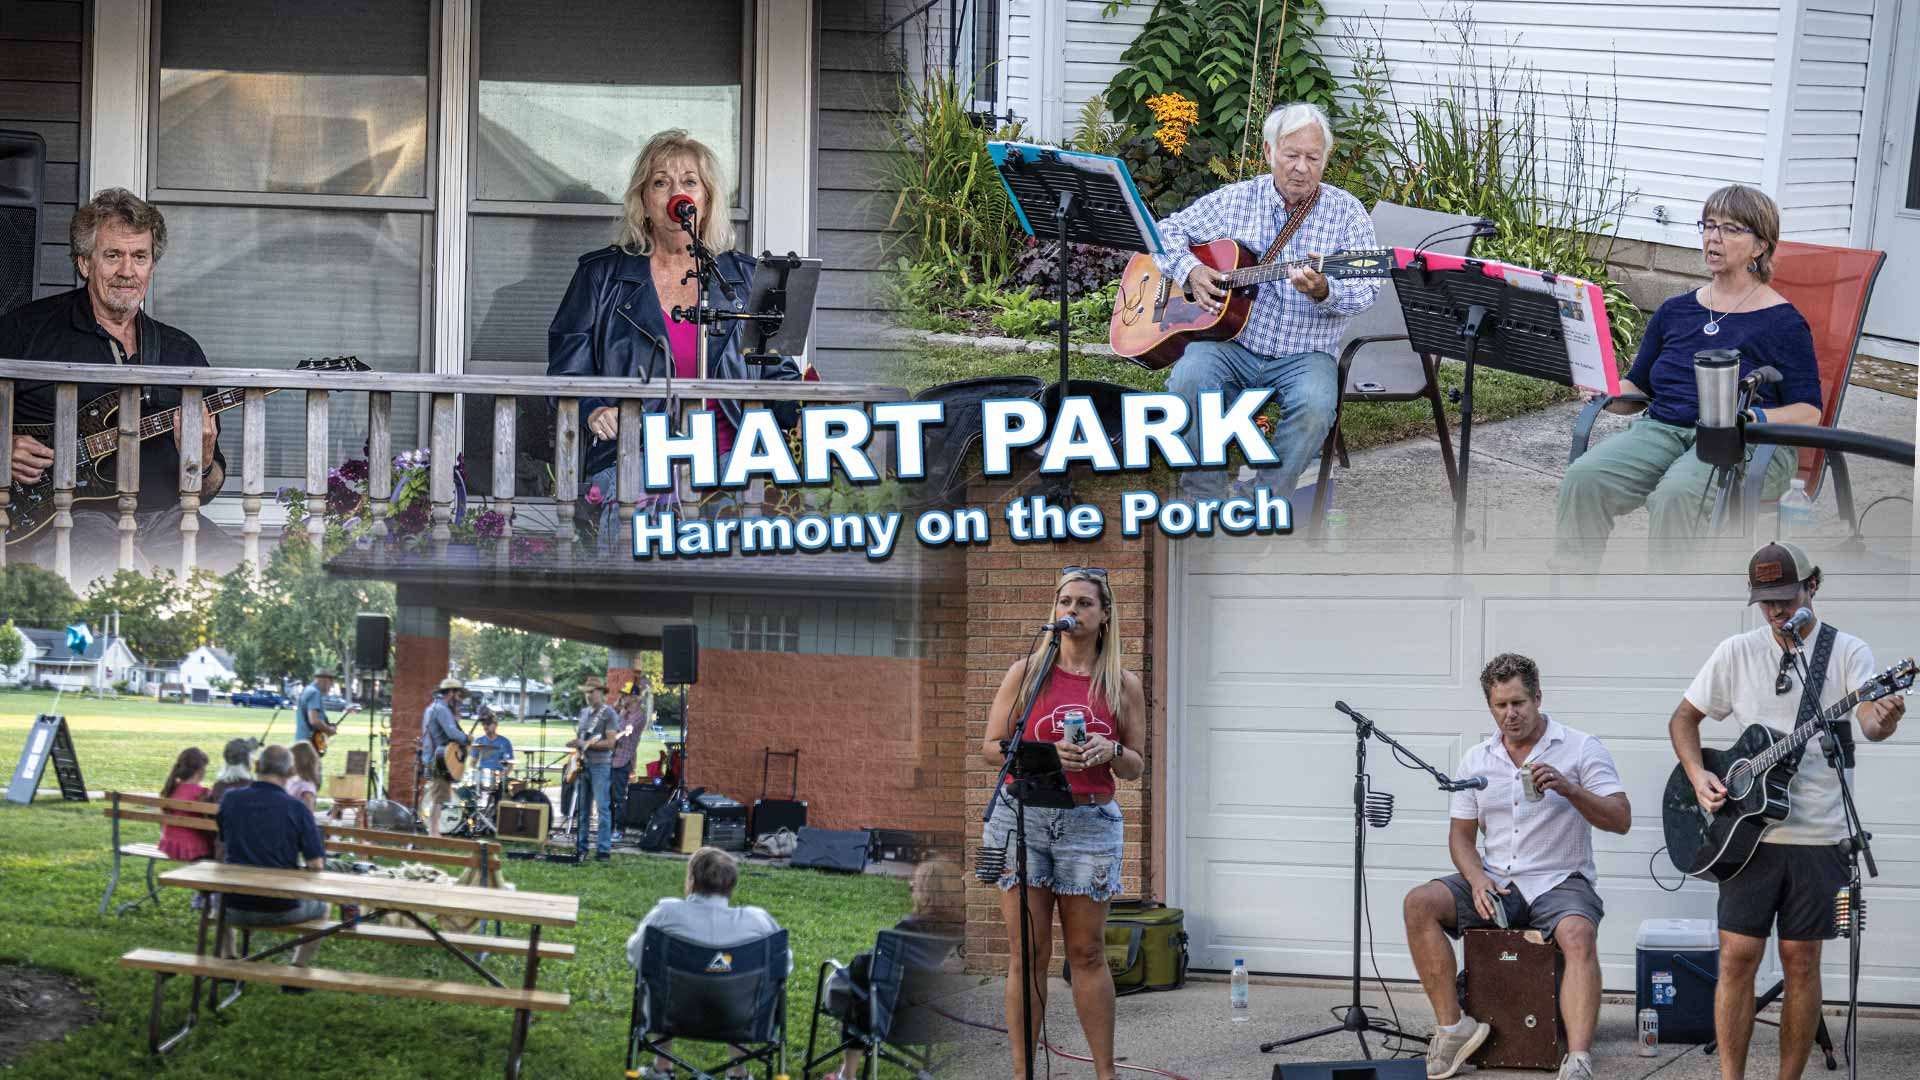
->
xmin=729 ymin=612 xmax=799 ymax=653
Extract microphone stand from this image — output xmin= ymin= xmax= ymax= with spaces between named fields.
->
xmin=1263 ymin=702 xmax=1473 ymax=1058
xmin=982 ymin=626 xmax=1070 ymax=1080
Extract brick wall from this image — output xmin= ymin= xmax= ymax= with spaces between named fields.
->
xmin=683 ymin=568 xmax=967 ymax=849
xmin=962 ymin=486 xmax=1157 ymax=972
xmin=389 ymin=633 xmax=449 ymax=805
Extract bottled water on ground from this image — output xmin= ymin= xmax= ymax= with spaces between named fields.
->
xmin=1230 ymin=958 xmax=1249 ymax=1020
xmin=1778 ymin=478 xmax=1813 ymax=535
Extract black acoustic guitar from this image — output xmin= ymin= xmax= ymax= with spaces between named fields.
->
xmin=4 ymin=356 xmax=368 ymax=546
xmin=1663 ymin=657 xmax=1914 ymax=882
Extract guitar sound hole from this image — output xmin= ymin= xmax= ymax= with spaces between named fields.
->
xmin=1724 ymin=765 xmax=1752 ymax=801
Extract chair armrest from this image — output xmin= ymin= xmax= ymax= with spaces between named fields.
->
xmin=1739 ymin=442 xmax=1782 ymax=526
xmin=1569 ymin=393 xmax=1651 ymax=462
xmin=1336 ymin=333 xmax=1413 ymax=376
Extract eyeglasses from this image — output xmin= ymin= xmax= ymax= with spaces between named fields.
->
xmin=1775 ymin=650 xmax=1796 ymax=696
xmin=1062 ymin=566 xmax=1108 ymax=579
xmin=1697 ymin=220 xmax=1754 ymax=238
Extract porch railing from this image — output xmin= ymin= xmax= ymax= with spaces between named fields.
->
xmin=0 ymin=360 xmax=908 ymax=584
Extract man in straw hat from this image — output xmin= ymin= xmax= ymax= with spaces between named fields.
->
xmin=295 ymin=670 xmax=339 ymax=778
xmin=568 ymin=677 xmax=621 ymax=860
xmin=1669 ymin=541 xmax=1904 ymax=1080
xmin=420 ymin=677 xmax=471 ymax=837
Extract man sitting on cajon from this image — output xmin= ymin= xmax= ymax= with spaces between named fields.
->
xmin=1402 ymin=654 xmax=1632 ymax=1080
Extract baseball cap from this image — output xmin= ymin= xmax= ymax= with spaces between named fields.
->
xmin=1747 ymin=541 xmax=1817 ymax=604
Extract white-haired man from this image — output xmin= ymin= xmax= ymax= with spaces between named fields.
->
xmin=1155 ymin=102 xmax=1380 ymax=501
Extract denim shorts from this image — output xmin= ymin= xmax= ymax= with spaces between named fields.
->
xmin=983 ymin=793 xmax=1124 ymax=901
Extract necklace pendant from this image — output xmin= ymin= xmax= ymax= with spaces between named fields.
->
xmin=1703 ymin=321 xmax=1720 ymax=336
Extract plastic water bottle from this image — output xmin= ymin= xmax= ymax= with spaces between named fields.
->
xmin=1778 ymin=478 xmax=1813 ymax=536
xmin=1637 ymin=1007 xmax=1659 ymax=1056
xmin=1323 ymin=509 xmax=1348 ymax=552
xmin=1230 ymin=958 xmax=1249 ymax=1020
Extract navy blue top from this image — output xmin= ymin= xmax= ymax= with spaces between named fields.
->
xmin=215 ymin=780 xmax=325 ymax=911
xmin=1625 ymin=293 xmax=1820 ymax=427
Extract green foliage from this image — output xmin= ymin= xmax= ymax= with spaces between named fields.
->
xmin=1115 ymin=130 xmax=1238 ymax=219
xmin=1322 ymin=30 xmax=1399 ymax=206
xmin=0 ymin=619 xmax=21 ymax=671
xmin=985 ymin=286 xmax=1116 ymax=342
xmin=0 ymin=563 xmax=80 ymax=630
xmin=78 ymin=568 xmax=219 ymax=663
xmin=211 ymin=540 xmax=395 ymax=685
xmin=884 ymin=67 xmax=1027 ymax=298
xmin=470 ymin=623 xmax=557 ymax=716
xmin=548 ymin=638 xmax=611 ymax=717
xmin=1107 ymin=0 xmax=1338 ymax=176
xmin=1067 ymin=96 xmax=1134 ymax=156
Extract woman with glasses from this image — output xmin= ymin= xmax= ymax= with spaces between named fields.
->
xmin=1555 ymin=184 xmax=1820 ymax=561
xmin=979 ymin=566 xmax=1145 ymax=1080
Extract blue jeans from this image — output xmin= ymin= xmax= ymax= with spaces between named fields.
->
xmin=1164 ymin=341 xmax=1338 ymax=501
xmin=574 ymin=761 xmax=613 ymax=856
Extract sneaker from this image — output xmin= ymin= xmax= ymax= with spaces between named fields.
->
xmin=611 ymin=830 xmax=624 ymax=842
xmin=1556 ymin=1051 xmax=1594 ymax=1080
xmin=1426 ymin=1017 xmax=1490 ymax=1079
xmin=596 ymin=851 xmax=611 ymax=861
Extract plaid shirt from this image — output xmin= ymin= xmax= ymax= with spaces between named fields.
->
xmin=1152 ymin=179 xmax=1379 ymax=359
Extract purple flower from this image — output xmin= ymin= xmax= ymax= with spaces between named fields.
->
xmin=510 ymin=535 xmax=550 ymax=562
xmin=391 ymin=501 xmax=431 ymax=537
xmin=325 ymin=477 xmax=361 ymax=517
xmin=586 ymin=483 xmax=606 ymax=506
xmin=473 ymin=510 xmax=506 ymax=541
xmin=337 ymin=458 xmax=369 ymax=483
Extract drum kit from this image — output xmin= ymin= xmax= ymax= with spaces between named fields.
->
xmin=438 ymin=766 xmax=531 ymax=838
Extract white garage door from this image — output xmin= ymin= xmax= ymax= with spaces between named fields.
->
xmin=1169 ymin=541 xmax=1920 ymax=1003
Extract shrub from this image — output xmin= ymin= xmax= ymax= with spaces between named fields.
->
xmin=1011 ymin=239 xmax=1132 ymax=302
xmin=883 ymin=68 xmax=1027 ymax=297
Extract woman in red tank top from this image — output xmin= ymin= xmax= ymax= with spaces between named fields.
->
xmin=979 ymin=567 xmax=1144 ymax=1080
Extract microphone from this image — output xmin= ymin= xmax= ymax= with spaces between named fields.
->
xmin=1334 ymin=700 xmax=1364 ymax=721
xmin=669 ymin=194 xmax=698 ymax=224
xmin=1446 ymin=776 xmax=1490 ymax=791
xmin=1039 ymin=614 xmax=1078 ymax=633
xmin=1786 ymin=607 xmax=1816 ymax=642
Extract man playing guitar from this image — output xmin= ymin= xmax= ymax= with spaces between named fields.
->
xmin=295 ymin=670 xmax=340 ymax=768
xmin=1669 ymin=542 xmax=1905 ymax=1080
xmin=1153 ymin=102 xmax=1380 ymax=502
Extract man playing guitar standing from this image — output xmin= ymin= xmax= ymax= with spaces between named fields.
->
xmin=1153 ymin=102 xmax=1380 ymax=501
xmin=1669 ymin=542 xmax=1905 ymax=1080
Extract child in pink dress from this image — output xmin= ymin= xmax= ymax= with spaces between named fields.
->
xmin=157 ymin=747 xmax=215 ymax=861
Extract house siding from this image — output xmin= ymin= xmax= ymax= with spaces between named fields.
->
xmin=1 ymin=0 xmax=86 ymax=299
xmin=1780 ymin=0 xmax=1876 ymax=242
xmin=1000 ymin=0 xmax=1151 ymax=142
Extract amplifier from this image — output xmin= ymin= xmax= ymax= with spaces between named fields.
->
xmin=695 ymin=793 xmax=749 ymax=851
xmin=496 ymin=799 xmax=550 ymax=843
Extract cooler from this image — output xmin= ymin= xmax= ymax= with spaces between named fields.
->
xmin=1636 ymin=918 xmax=1719 ymax=1044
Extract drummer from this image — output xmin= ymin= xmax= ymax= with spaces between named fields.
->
xmin=469 ymin=707 xmax=514 ymax=796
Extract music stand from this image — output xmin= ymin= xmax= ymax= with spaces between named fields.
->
xmin=989 ymin=142 xmax=1160 ymax=405
xmin=727 ymin=253 xmax=822 ymax=365
xmin=1391 ymin=259 xmax=1574 ymax=558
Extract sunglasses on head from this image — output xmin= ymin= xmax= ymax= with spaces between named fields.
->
xmin=1063 ymin=566 xmax=1108 ymax=579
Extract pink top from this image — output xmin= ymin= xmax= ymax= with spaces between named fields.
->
xmin=287 ymin=777 xmax=317 ymax=808
xmin=157 ymin=781 xmax=215 ymax=861
xmin=665 ymin=308 xmax=735 ymax=455
xmin=1008 ymin=668 xmax=1117 ymax=797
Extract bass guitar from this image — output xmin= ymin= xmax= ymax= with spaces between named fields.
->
xmin=1663 ymin=657 xmax=1914 ymax=882
xmin=562 ymin=724 xmax=635 ymax=785
xmin=1107 ymin=241 xmax=1397 ymax=369
xmin=4 ymin=356 xmax=370 ymax=546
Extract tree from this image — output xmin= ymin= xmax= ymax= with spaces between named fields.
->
xmin=0 ymin=563 xmax=81 ymax=629
xmin=0 ymin=618 xmax=23 ymax=677
xmin=548 ymin=638 xmax=610 ymax=717
xmin=471 ymin=624 xmax=556 ymax=719
xmin=448 ymin=619 xmax=483 ymax=679
xmin=211 ymin=540 xmax=395 ymax=684
xmin=81 ymin=570 xmax=195 ymax=661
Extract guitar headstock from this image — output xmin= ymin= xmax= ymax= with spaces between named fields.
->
xmin=1322 ymin=248 xmax=1397 ymax=279
xmin=1862 ymin=658 xmax=1918 ymax=703
xmin=295 ymin=356 xmax=371 ymax=372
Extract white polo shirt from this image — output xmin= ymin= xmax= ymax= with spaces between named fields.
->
xmin=1684 ymin=621 xmax=1872 ymax=845
xmin=1451 ymin=716 xmax=1625 ymax=902
xmin=625 ymin=893 xmax=790 ymax=972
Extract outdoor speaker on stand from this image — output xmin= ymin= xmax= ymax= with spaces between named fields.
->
xmin=353 ymin=612 xmax=391 ymax=800
xmin=0 ymin=130 xmax=47 ymax=317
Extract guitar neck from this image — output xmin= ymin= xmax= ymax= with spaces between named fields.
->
xmin=80 ymin=385 xmax=265 ymax=460
xmin=1220 ymin=248 xmax=1393 ymax=289
xmin=1755 ymin=688 xmax=1868 ymax=772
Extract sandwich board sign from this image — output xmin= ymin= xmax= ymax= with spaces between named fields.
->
xmin=7 ymin=715 xmax=88 ymax=804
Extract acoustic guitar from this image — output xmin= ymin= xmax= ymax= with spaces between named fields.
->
xmin=1662 ymin=657 xmax=1913 ymax=882
xmin=562 ymin=724 xmax=635 ymax=785
xmin=442 ymin=715 xmax=483 ymax=783
xmin=1107 ymin=241 xmax=1396 ymax=370
xmin=4 ymin=356 xmax=370 ymax=546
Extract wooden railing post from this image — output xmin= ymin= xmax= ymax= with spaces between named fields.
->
xmin=304 ymin=389 xmax=329 ymax=554
xmin=0 ymin=380 xmax=11 ymax=568
xmin=115 ymin=388 xmax=141 ymax=574
xmin=241 ymin=390 xmax=265 ymax=572
xmin=617 ymin=399 xmax=642 ymax=553
xmin=367 ymin=392 xmax=392 ymax=547
xmin=493 ymin=396 xmax=516 ymax=567
xmin=553 ymin=398 xmax=578 ymax=563
xmin=52 ymin=383 xmax=77 ymax=584
xmin=176 ymin=386 xmax=205 ymax=579
xmin=429 ymin=394 xmax=456 ymax=550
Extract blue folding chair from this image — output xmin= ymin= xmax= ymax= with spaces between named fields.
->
xmin=801 ymin=929 xmax=962 ymax=1080
xmin=626 ymin=926 xmax=789 ymax=1080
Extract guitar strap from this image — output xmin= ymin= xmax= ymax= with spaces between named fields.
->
xmin=1259 ymin=185 xmax=1320 ymax=266
xmin=1785 ymin=623 xmax=1844 ymax=768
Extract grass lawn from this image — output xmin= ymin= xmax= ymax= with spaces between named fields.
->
xmin=0 ymin=692 xmax=924 ymax=1078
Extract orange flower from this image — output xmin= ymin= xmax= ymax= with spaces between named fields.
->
xmin=1145 ymin=91 xmax=1199 ymax=157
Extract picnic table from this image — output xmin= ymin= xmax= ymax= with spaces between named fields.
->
xmin=121 ymin=862 xmax=578 ymax=1079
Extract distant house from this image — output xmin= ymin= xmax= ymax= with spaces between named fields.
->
xmin=1 ymin=624 xmax=37 ymax=686
xmin=180 ymin=646 xmax=239 ymax=699
xmin=464 ymin=676 xmax=553 ymax=719
xmin=18 ymin=628 xmax=145 ymax=693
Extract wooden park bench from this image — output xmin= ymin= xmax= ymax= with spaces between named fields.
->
xmin=321 ymin=823 xmax=503 ymax=887
xmin=123 ymin=862 xmax=577 ymax=1080
xmin=100 ymin=791 xmax=218 ymax=916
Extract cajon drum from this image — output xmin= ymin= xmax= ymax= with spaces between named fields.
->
xmin=1462 ymin=929 xmax=1565 ymax=1070
xmin=677 ymin=812 xmax=705 ymax=854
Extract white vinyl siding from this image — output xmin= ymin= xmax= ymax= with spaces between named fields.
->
xmin=1000 ymin=0 xmax=1151 ymax=142
xmin=1779 ymin=0 xmax=1876 ymax=242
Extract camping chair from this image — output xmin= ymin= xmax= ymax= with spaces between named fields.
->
xmin=1568 ymin=242 xmax=1885 ymax=536
xmin=800 ymin=929 xmax=963 ymax=1080
xmin=1307 ymin=202 xmax=1486 ymax=537
xmin=626 ymin=927 xmax=789 ymax=1080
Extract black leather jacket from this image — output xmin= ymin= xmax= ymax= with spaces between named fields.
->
xmin=546 ymin=245 xmax=802 ymax=478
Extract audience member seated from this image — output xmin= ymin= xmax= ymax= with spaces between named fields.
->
xmin=287 ymin=741 xmax=322 ymax=812
xmin=825 ymin=857 xmax=963 ymax=1079
xmin=156 ymin=747 xmax=215 ymax=862
xmin=207 ymin=738 xmax=253 ymax=804
xmin=625 ymin=846 xmax=790 ymax=1080
xmin=215 ymin=744 xmax=327 ymax=978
